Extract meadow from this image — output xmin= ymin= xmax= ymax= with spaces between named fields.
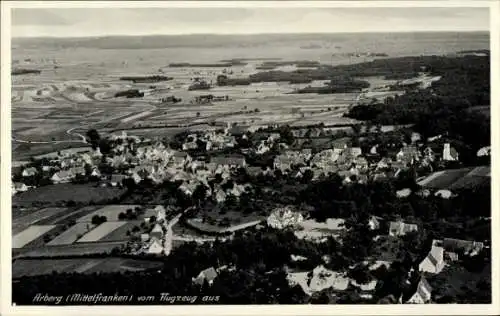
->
xmin=12 ymin=257 xmax=164 ymax=278
xmin=76 ymin=221 xmax=128 ymax=243
xmin=76 ymin=205 xmax=140 ymax=222
xmin=12 ymin=184 xmax=126 ymax=206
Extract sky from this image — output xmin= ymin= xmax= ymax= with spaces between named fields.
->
xmin=11 ymin=7 xmax=490 ymax=38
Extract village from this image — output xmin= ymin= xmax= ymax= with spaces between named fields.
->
xmin=11 ymin=116 xmax=491 ymax=303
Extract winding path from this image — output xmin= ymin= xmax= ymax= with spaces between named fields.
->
xmin=13 ymin=100 xmax=158 ymax=146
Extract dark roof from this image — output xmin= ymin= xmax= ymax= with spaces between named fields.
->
xmin=173 ymin=151 xmax=188 ymax=158
xmin=110 ymin=174 xmax=127 ymax=182
xmin=246 ymin=166 xmax=264 ymax=176
xmin=442 ymin=238 xmax=483 ymax=253
xmin=211 ymin=156 xmax=246 ymax=166
xmin=229 ymin=126 xmax=247 ymax=135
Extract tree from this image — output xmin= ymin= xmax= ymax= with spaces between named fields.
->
xmin=192 ymin=184 xmax=208 ymax=207
xmin=91 ymin=215 xmax=101 ymax=225
xmin=91 ymin=215 xmax=107 ymax=225
xmin=118 ymin=212 xmax=126 ymax=220
xmin=86 ymin=129 xmax=101 ymax=149
xmin=99 ymin=139 xmax=111 ymax=155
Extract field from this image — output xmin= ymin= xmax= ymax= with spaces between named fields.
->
xmin=46 ymin=222 xmax=95 ymax=246
xmin=13 ymin=225 xmax=57 ymax=249
xmin=15 ymin=241 xmax=127 ymax=258
xmin=12 ymin=257 xmax=164 ymax=278
xmin=76 ymin=205 xmax=140 ymax=222
xmin=97 ymin=221 xmax=141 ymax=242
xmin=35 ymin=206 xmax=99 ymax=225
xmin=417 ymin=166 xmax=491 ymax=190
xmin=12 ymin=184 xmax=126 ymax=206
xmin=77 ymin=221 xmax=129 ymax=242
xmin=12 ymin=207 xmax=68 ymax=235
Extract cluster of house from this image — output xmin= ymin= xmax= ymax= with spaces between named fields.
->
xmin=266 ymin=206 xmax=305 ymax=229
xmin=270 ymin=138 xmax=460 ymax=185
xmin=254 ymin=132 xmax=281 ymax=154
xmin=418 ymin=238 xmax=485 ymax=275
xmin=282 ymin=213 xmax=485 ymax=304
xmin=192 ymin=265 xmax=236 ymax=287
xmin=13 ymin=148 xmax=105 ymax=194
xmin=134 ymin=205 xmax=174 ymax=256
xmin=182 ymin=128 xmax=237 ymax=152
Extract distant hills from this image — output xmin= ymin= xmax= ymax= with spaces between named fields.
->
xmin=12 ymin=32 xmax=489 ymax=50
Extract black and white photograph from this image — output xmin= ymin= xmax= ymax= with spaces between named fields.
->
xmin=1 ymin=0 xmax=498 ymax=313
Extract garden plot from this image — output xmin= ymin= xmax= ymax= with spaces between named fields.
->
xmin=76 ymin=221 xmax=128 ymax=243
xmin=12 ymin=207 xmax=68 ymax=235
xmin=13 ymin=225 xmax=57 ymax=249
xmin=46 ymin=222 xmax=95 ymax=246
xmin=76 ymin=205 xmax=140 ymax=223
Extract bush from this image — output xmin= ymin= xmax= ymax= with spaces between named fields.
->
xmin=91 ymin=215 xmax=107 ymax=225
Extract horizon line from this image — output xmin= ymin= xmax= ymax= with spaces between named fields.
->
xmin=11 ymin=30 xmax=490 ymax=40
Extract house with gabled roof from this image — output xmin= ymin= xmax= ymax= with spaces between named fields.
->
xmin=12 ymin=182 xmax=29 ymax=195
xmin=442 ymin=143 xmax=459 ymax=161
xmin=419 ymin=243 xmax=445 ymax=274
xmin=90 ymin=168 xmax=101 ymax=178
xmin=192 ymin=267 xmax=218 ymax=286
xmin=147 ymin=238 xmax=164 ymax=255
xmin=150 ymin=223 xmax=164 ymax=240
xmin=22 ymin=167 xmax=38 ymax=177
xmin=404 ymin=277 xmax=433 ymax=304
xmin=51 ymin=170 xmax=74 ymax=184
